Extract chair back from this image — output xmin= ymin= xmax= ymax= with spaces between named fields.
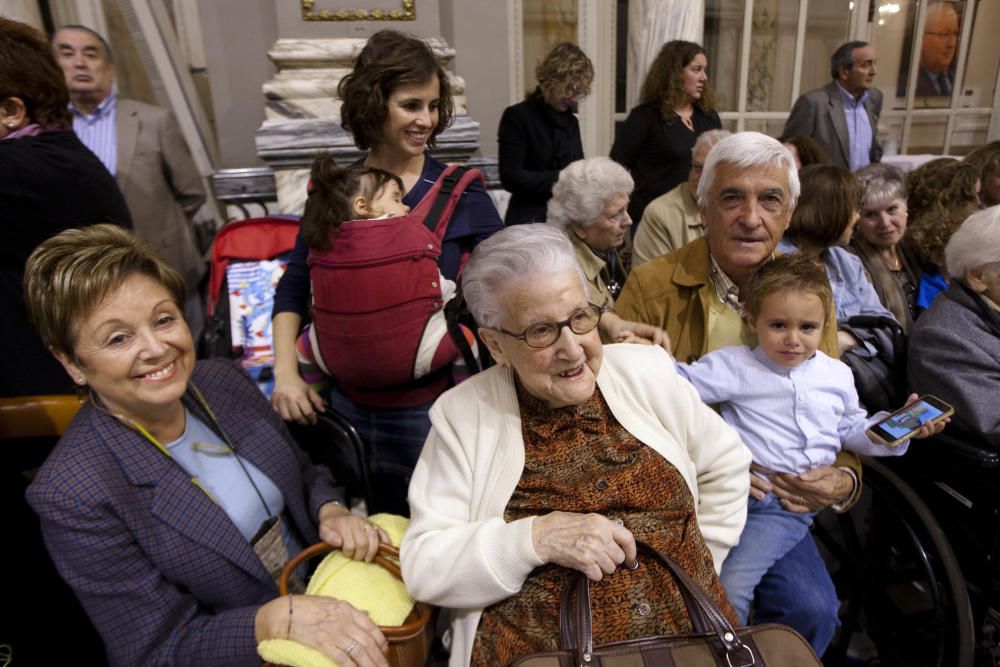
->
xmin=0 ymin=394 xmax=82 ymax=439
xmin=1 ymin=394 xmax=105 ymax=662
xmin=286 ymin=409 xmax=375 ymax=511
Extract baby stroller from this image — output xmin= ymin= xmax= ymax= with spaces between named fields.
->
xmin=199 ymin=216 xmax=376 ymax=511
xmin=199 ymin=216 xmax=300 ymax=396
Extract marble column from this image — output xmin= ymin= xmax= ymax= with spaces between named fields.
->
xmin=255 ymin=36 xmax=480 ymax=215
xmin=626 ymin=0 xmax=705 ymax=111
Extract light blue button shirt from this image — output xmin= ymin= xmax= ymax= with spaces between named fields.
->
xmin=677 ymin=345 xmax=905 ymax=475
xmin=70 ymin=91 xmax=117 ymax=176
xmin=835 ymin=82 xmax=873 ymax=173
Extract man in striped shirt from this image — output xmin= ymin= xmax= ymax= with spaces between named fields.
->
xmin=52 ymin=25 xmax=207 ymax=333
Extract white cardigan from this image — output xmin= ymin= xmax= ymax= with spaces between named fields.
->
xmin=400 ymin=344 xmax=751 ymax=666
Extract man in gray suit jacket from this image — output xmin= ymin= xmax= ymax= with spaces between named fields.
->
xmin=783 ymin=41 xmax=883 ymax=172
xmin=53 ymin=25 xmax=207 ymax=326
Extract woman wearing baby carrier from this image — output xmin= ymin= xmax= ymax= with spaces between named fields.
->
xmin=270 ymin=30 xmax=504 ymax=515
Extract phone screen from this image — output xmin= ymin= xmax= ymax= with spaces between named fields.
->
xmin=871 ymin=399 xmax=948 ymax=442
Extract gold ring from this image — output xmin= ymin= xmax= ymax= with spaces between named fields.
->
xmin=365 ymin=524 xmax=378 ymax=532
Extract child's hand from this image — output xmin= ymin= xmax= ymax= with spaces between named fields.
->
xmin=900 ymin=393 xmax=951 ymax=440
xmin=749 ymin=463 xmax=774 ymax=500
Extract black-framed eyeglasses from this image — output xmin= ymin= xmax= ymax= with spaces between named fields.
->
xmin=495 ymin=304 xmax=604 ymax=349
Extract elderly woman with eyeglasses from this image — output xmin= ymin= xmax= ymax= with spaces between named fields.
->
xmin=547 ymin=157 xmax=670 ymax=347
xmin=400 ymin=224 xmax=751 ymax=667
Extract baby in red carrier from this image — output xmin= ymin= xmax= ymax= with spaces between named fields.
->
xmin=295 ymin=158 xmax=476 ymax=392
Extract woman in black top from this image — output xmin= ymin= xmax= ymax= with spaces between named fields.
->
xmin=611 ymin=40 xmax=721 ymax=225
xmin=498 ymin=42 xmax=593 ymax=225
xmin=0 ymin=18 xmax=132 ymax=397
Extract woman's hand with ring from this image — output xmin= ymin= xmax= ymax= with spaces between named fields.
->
xmin=531 ymin=511 xmax=637 ymax=581
xmin=256 ymin=594 xmax=388 ymax=666
xmin=318 ymin=502 xmax=388 ymax=562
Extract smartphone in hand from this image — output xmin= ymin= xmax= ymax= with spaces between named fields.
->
xmin=867 ymin=395 xmax=954 ymax=447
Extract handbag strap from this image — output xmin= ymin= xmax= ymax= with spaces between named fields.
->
xmin=559 ymin=541 xmax=754 ymax=666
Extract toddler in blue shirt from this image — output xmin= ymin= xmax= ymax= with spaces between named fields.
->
xmin=678 ymin=254 xmax=942 ymax=624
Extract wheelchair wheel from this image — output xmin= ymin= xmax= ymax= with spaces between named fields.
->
xmin=816 ymin=457 xmax=974 ymax=667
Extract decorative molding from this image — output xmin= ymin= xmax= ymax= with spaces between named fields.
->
xmin=300 ymin=0 xmax=415 ymax=21
xmin=508 ymin=0 xmax=524 ymax=105
xmin=261 ymin=37 xmax=464 ymax=122
xmin=578 ymin=0 xmax=616 ymax=157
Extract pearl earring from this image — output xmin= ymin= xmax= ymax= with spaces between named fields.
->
xmin=76 ymin=377 xmax=86 ymax=385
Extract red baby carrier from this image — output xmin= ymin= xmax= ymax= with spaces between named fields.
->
xmin=307 ymin=165 xmax=482 ymax=407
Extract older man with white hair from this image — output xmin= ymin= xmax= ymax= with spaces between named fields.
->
xmin=617 ymin=131 xmax=857 ymax=656
xmin=632 ymin=129 xmax=731 ymax=266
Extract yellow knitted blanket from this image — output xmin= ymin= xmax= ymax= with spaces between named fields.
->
xmin=258 ymin=513 xmax=413 ymax=667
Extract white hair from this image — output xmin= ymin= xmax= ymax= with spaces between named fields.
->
xmin=692 ymin=129 xmax=732 ymax=156
xmin=945 ymin=205 xmax=1000 ymax=279
xmin=547 ymin=157 xmax=634 ymax=232
xmin=696 ymin=131 xmax=800 ymax=208
xmin=462 ymin=224 xmax=589 ymax=329
xmin=856 ymin=162 xmax=908 ymax=210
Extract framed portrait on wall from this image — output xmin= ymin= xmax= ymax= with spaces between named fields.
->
xmin=897 ymin=1 xmax=964 ymax=103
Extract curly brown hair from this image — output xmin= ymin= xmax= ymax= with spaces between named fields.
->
xmin=535 ymin=42 xmax=594 ymax=102
xmin=638 ymin=40 xmax=717 ymax=123
xmin=0 ymin=17 xmax=71 ymax=129
xmin=338 ymin=30 xmax=454 ymax=152
xmin=906 ymin=159 xmax=980 ymax=223
xmin=906 ymin=201 xmax=980 ymax=271
xmin=301 ymin=155 xmax=402 ymax=251
xmin=964 ymin=141 xmax=1000 ymax=205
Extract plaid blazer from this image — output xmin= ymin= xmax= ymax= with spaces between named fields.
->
xmin=27 ymin=359 xmax=341 ymax=666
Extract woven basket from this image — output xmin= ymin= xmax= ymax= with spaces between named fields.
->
xmin=278 ymin=542 xmax=436 ymax=667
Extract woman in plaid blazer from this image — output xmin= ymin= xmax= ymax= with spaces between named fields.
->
xmin=23 ymin=225 xmax=390 ymax=666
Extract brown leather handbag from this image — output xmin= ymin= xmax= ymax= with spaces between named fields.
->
xmin=279 ymin=542 xmax=436 ymax=667
xmin=511 ymin=541 xmax=821 ymax=667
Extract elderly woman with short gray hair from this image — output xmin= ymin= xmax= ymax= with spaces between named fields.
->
xmin=909 ymin=205 xmax=1000 ymax=445
xmin=547 ymin=157 xmax=670 ymax=347
xmin=400 ymin=223 xmax=751 ymax=666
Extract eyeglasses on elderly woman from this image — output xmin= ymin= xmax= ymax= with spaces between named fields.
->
xmin=494 ymin=303 xmax=604 ymax=348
